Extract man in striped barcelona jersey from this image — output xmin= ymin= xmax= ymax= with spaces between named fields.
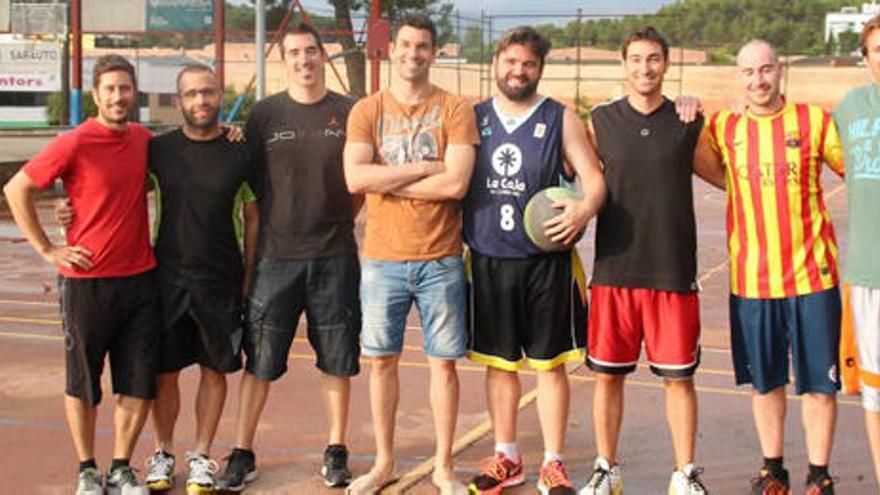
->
xmin=833 ymin=13 xmax=880 ymax=490
xmin=698 ymin=39 xmax=845 ymax=495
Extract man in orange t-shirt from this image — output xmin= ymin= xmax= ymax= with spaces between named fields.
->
xmin=343 ymin=13 xmax=479 ymax=495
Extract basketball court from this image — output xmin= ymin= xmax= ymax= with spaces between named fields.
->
xmin=1 ymin=170 xmax=876 ymax=494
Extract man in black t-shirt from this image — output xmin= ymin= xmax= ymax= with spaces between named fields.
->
xmin=581 ymin=27 xmax=724 ymax=495
xmin=139 ymin=65 xmax=258 ymax=494
xmin=55 ymin=64 xmax=257 ymax=493
xmin=215 ymin=23 xmax=362 ymax=492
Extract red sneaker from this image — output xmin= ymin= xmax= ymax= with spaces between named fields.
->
xmin=537 ymin=459 xmax=575 ymax=495
xmin=466 ymin=452 xmax=525 ymax=494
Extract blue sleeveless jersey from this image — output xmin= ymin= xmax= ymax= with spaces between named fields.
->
xmin=463 ymin=97 xmax=570 ymax=259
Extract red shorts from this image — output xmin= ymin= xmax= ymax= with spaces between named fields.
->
xmin=588 ymin=285 xmax=701 ymax=377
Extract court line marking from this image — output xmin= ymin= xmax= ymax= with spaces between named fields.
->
xmin=391 ymin=178 xmax=849 ymax=491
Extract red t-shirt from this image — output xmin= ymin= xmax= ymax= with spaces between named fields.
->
xmin=23 ymin=118 xmax=156 ymax=278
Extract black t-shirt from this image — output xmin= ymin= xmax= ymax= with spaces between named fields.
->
xmin=245 ymin=90 xmax=357 ymax=260
xmin=590 ymin=97 xmax=703 ymax=292
xmin=150 ymin=129 xmax=254 ymax=293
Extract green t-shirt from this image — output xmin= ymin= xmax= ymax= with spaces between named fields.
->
xmin=834 ymin=83 xmax=880 ymax=289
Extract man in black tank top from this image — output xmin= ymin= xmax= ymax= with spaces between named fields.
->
xmin=581 ymin=27 xmax=724 ymax=495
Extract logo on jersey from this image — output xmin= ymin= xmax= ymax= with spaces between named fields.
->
xmin=534 ymin=123 xmax=546 ymax=139
xmin=486 ymin=143 xmax=526 ymax=195
xmin=491 ymin=143 xmax=522 ymax=177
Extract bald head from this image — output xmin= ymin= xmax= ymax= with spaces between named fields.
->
xmin=736 ymin=39 xmax=779 ymax=68
xmin=735 ymin=38 xmax=784 ymax=114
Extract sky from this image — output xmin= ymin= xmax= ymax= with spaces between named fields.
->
xmin=229 ymin=0 xmax=678 ymax=25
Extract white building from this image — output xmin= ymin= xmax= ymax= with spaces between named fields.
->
xmin=826 ymin=2 xmax=880 ymax=43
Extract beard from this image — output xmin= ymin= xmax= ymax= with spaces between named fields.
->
xmin=182 ymin=106 xmax=219 ymax=129
xmin=496 ymin=75 xmax=539 ymax=101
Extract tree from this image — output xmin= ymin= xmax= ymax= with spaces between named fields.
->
xmin=251 ymin=0 xmax=455 ymax=97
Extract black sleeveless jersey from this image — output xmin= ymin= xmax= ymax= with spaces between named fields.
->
xmin=590 ymin=97 xmax=703 ymax=292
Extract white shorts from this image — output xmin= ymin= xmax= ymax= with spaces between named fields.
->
xmin=852 ymin=285 xmax=880 ymax=411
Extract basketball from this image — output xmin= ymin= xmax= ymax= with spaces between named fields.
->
xmin=523 ymin=186 xmax=584 ymax=252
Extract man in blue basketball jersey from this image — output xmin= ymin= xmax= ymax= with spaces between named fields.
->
xmin=462 ymin=26 xmax=606 ymax=495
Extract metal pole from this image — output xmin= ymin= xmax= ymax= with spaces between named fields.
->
xmin=70 ymin=0 xmax=81 ymax=125
xmin=214 ymin=0 xmax=225 ymax=119
xmin=370 ymin=0 xmax=380 ymax=94
xmin=255 ymin=0 xmax=266 ymax=100
xmin=479 ymin=9 xmax=484 ymax=99
xmin=575 ymin=8 xmax=581 ymax=106
xmin=456 ymin=9 xmax=461 ymax=96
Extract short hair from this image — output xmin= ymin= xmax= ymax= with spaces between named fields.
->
xmin=92 ymin=54 xmax=136 ymax=89
xmin=621 ymin=26 xmax=669 ymax=61
xmin=860 ymin=14 xmax=880 ymax=56
xmin=393 ymin=13 xmax=437 ymax=48
xmin=176 ymin=64 xmax=216 ymax=94
xmin=281 ymin=21 xmax=325 ymax=59
xmin=494 ymin=26 xmax=552 ymax=69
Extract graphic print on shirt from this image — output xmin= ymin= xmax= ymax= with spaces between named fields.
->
xmin=379 ymin=105 xmax=441 ymax=165
xmin=844 ymin=116 xmax=880 ymax=180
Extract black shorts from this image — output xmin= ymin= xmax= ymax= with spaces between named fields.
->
xmin=466 ymin=250 xmax=588 ymax=371
xmin=244 ymin=254 xmax=361 ymax=381
xmin=60 ymin=271 xmax=160 ymax=406
xmin=158 ymin=282 xmax=243 ymax=374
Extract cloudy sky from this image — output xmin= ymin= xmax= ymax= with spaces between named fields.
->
xmin=230 ymin=0 xmax=677 ymax=24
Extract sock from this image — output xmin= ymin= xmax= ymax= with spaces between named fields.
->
xmin=79 ymin=459 xmax=97 ymax=473
xmin=494 ymin=442 xmax=518 ymax=460
xmin=233 ymin=447 xmax=255 ymax=458
xmin=763 ymin=457 xmax=784 ymax=473
xmin=542 ymin=451 xmax=562 ymax=468
xmin=109 ymin=458 xmax=130 ymax=472
xmin=807 ymin=464 xmax=829 ymax=483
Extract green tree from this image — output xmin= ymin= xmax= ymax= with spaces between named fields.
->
xmin=252 ymin=0 xmax=455 ymax=97
xmin=46 ymin=92 xmax=97 ymax=125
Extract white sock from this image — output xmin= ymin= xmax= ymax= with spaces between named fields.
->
xmin=495 ymin=442 xmax=518 ymax=460
xmin=542 ymin=451 xmax=562 ymax=467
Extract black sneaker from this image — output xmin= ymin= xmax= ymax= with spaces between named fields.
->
xmin=750 ymin=467 xmax=790 ymax=494
xmin=321 ymin=444 xmax=353 ymax=487
xmin=805 ymin=471 xmax=835 ymax=495
xmin=215 ymin=449 xmax=258 ymax=492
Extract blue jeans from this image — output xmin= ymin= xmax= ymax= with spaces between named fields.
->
xmin=360 ymin=256 xmax=467 ymax=359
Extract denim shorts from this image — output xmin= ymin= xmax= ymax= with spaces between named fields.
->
xmin=360 ymin=255 xmax=467 ymax=360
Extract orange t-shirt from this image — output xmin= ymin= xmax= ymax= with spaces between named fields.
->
xmin=347 ymin=87 xmax=479 ymax=261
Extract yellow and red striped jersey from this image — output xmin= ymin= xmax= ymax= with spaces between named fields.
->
xmin=707 ymin=101 xmax=844 ymax=299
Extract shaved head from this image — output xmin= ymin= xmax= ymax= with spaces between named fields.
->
xmin=736 ymin=39 xmax=779 ymax=67
xmin=735 ymin=38 xmax=784 ymax=114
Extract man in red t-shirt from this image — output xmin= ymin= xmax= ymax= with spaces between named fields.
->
xmin=4 ymin=55 xmax=158 ymax=495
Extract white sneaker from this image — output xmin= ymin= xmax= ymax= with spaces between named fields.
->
xmin=185 ymin=452 xmax=219 ymax=494
xmin=668 ymin=464 xmax=708 ymax=495
xmin=105 ymin=465 xmax=148 ymax=495
xmin=76 ymin=467 xmax=103 ymax=495
xmin=580 ymin=456 xmax=623 ymax=495
xmin=144 ymin=450 xmax=175 ymax=491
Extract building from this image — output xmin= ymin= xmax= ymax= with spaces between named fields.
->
xmin=825 ymin=2 xmax=880 ymax=43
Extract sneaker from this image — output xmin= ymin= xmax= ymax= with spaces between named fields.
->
xmin=322 ymin=444 xmax=353 ymax=487
xmin=669 ymin=464 xmax=708 ymax=494
xmin=185 ymin=452 xmax=219 ymax=494
xmin=76 ymin=467 xmax=103 ymax=495
xmin=466 ymin=452 xmax=525 ymax=494
xmin=805 ymin=472 xmax=835 ymax=495
xmin=750 ymin=468 xmax=790 ymax=495
xmin=144 ymin=450 xmax=175 ymax=491
xmin=537 ymin=459 xmax=575 ymax=495
xmin=580 ymin=456 xmax=623 ymax=495
xmin=215 ymin=448 xmax=258 ymax=492
xmin=105 ymin=465 xmax=148 ymax=495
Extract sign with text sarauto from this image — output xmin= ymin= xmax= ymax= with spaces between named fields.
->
xmin=0 ymin=41 xmax=61 ymax=92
